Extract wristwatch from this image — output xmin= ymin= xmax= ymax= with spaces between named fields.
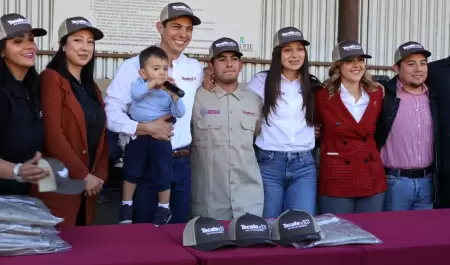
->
xmin=13 ymin=163 xmax=25 ymax=183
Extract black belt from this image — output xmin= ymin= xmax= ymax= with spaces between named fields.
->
xmin=384 ymin=166 xmax=433 ymax=179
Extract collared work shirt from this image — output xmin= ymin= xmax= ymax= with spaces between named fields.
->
xmin=104 ymin=53 xmax=203 ymax=149
xmin=381 ymin=80 xmax=434 ymax=169
xmin=190 ymin=84 xmax=264 ymax=220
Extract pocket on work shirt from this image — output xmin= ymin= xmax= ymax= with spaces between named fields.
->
xmin=194 ymin=119 xmax=227 ymax=149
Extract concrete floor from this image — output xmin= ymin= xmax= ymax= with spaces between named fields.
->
xmin=93 ymin=167 xmax=122 ymax=225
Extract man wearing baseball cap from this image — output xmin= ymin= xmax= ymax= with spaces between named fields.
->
xmin=375 ymin=41 xmax=439 ymax=211
xmin=426 ymin=46 xmax=450 ymax=209
xmin=190 ymin=37 xmax=264 ymax=220
xmin=104 ymin=2 xmax=205 ymax=224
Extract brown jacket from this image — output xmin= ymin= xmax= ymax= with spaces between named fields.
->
xmin=30 ymin=69 xmax=109 ymax=227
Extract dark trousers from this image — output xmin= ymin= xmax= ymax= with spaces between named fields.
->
xmin=107 ymin=129 xmax=122 ymax=164
xmin=123 ymin=135 xmax=172 ymax=193
xmin=133 ymin=154 xmax=191 ymax=224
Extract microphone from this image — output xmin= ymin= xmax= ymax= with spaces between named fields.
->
xmin=163 ymin=81 xmax=185 ymax=98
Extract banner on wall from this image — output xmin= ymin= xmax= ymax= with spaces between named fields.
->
xmin=52 ymin=0 xmax=262 ymax=58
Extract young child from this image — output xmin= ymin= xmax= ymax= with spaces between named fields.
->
xmin=119 ymin=46 xmax=185 ymax=225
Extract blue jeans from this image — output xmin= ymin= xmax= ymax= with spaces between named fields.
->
xmin=256 ymin=148 xmax=317 ymax=218
xmin=384 ymin=173 xmax=434 ymax=211
xmin=319 ymin=193 xmax=385 ymax=214
xmin=133 ymin=154 xmax=191 ymax=224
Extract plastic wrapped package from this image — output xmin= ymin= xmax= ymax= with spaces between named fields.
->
xmin=0 ymin=195 xmax=63 ymax=226
xmin=0 ymin=235 xmax=71 ymax=256
xmin=0 ymin=232 xmax=50 ymax=249
xmin=0 ymin=195 xmax=70 ymax=256
xmin=291 ymin=214 xmax=383 ymax=248
xmin=0 ymin=222 xmax=59 ymax=236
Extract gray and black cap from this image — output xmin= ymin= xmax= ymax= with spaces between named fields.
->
xmin=37 ymin=158 xmax=86 ymax=195
xmin=332 ymin=40 xmax=372 ymax=62
xmin=160 ymin=2 xmax=201 ymax=26
xmin=209 ymin=37 xmax=243 ymax=60
xmin=273 ymin=27 xmax=310 ymax=48
xmin=58 ymin=16 xmax=104 ymax=41
xmin=0 ymin=13 xmax=47 ymax=40
xmin=394 ymin=41 xmax=431 ymax=64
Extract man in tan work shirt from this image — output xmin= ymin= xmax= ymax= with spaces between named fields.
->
xmin=190 ymin=37 xmax=264 ymax=220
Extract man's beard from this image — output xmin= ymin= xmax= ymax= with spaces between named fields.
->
xmin=407 ymin=80 xmax=424 ymax=89
xmin=217 ymin=76 xmax=238 ymax=85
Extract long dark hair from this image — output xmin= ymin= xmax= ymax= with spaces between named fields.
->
xmin=0 ymin=39 xmax=41 ymax=120
xmin=262 ymin=46 xmax=315 ymax=127
xmin=45 ymin=35 xmax=98 ymax=100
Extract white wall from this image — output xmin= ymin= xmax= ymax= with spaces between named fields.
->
xmin=2 ymin=0 xmax=448 ymax=82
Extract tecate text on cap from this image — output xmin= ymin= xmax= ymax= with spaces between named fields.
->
xmin=342 ymin=44 xmax=362 ymax=51
xmin=201 ymin=226 xmax=225 ymax=234
xmin=71 ymin=19 xmax=91 ymax=26
xmin=402 ymin=43 xmax=423 ymax=50
xmin=282 ymin=219 xmax=310 ymax=229
xmin=7 ymin=18 xmax=29 ymax=26
xmin=215 ymin=41 xmax=237 ymax=48
xmin=172 ymin=5 xmax=192 ymax=13
xmin=281 ymin=31 xmax=302 ymax=37
xmin=240 ymin=224 xmax=267 ymax=231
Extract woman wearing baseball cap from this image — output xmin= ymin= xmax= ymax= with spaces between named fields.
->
xmin=315 ymin=40 xmax=386 ymax=214
xmin=30 ymin=16 xmax=109 ymax=227
xmin=0 ymin=13 xmax=50 ymax=195
xmin=246 ymin=27 xmax=319 ymax=218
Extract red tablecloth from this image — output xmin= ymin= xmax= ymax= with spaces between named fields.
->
xmin=2 ymin=224 xmax=197 ymax=265
xmin=341 ymin=209 xmax=450 ymax=265
xmin=159 ymin=222 xmax=365 ymax=265
xmin=160 ymin=209 xmax=450 ymax=265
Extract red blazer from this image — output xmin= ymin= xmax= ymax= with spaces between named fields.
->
xmin=30 ymin=68 xmax=109 ymax=227
xmin=315 ymin=85 xmax=386 ymax=198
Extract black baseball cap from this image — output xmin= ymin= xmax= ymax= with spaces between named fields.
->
xmin=37 ymin=158 xmax=86 ymax=195
xmin=183 ymin=216 xmax=236 ymax=251
xmin=273 ymin=27 xmax=310 ymax=48
xmin=332 ymin=40 xmax=372 ymax=62
xmin=394 ymin=41 xmax=431 ymax=64
xmin=58 ymin=17 xmax=104 ymax=41
xmin=270 ymin=209 xmax=321 ymax=247
xmin=227 ymin=213 xmax=276 ymax=247
xmin=0 ymin=13 xmax=47 ymax=40
xmin=209 ymin=37 xmax=243 ymax=60
xmin=160 ymin=2 xmax=201 ymax=26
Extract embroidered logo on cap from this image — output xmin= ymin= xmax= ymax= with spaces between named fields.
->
xmin=281 ymin=31 xmax=302 ymax=37
xmin=71 ymin=19 xmax=91 ymax=26
xmin=57 ymin=168 xmax=69 ymax=178
xmin=201 ymin=226 xmax=225 ymax=235
xmin=172 ymin=5 xmax=193 ymax=13
xmin=215 ymin=41 xmax=237 ymax=48
xmin=240 ymin=224 xmax=267 ymax=232
xmin=282 ymin=219 xmax=311 ymax=230
xmin=7 ymin=18 xmax=29 ymax=26
xmin=342 ymin=44 xmax=362 ymax=51
xmin=402 ymin=43 xmax=423 ymax=50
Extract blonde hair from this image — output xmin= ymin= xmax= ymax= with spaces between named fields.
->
xmin=324 ymin=61 xmax=377 ymax=97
